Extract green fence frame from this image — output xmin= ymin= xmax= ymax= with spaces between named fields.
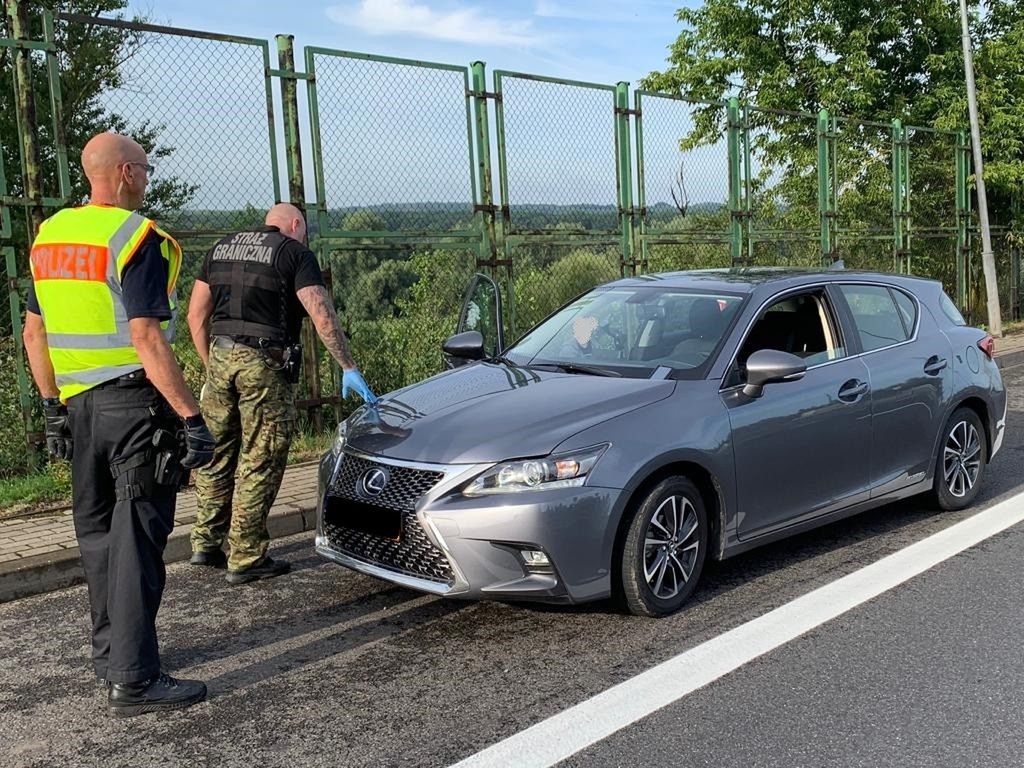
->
xmin=0 ymin=4 xmax=1009 ymax=472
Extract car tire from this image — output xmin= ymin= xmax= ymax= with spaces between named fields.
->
xmin=933 ymin=406 xmax=987 ymax=512
xmin=620 ymin=476 xmax=708 ymax=617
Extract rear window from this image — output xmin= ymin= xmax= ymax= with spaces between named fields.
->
xmin=839 ymin=284 xmax=910 ymax=352
xmin=939 ymin=293 xmax=967 ymax=326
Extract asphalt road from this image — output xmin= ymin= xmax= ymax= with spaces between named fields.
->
xmin=2 ymin=364 xmax=1023 ymax=768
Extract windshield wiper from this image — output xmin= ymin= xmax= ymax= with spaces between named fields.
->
xmin=535 ymin=362 xmax=621 ymax=377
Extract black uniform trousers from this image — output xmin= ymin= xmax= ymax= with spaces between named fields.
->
xmin=66 ymin=375 xmax=178 ymax=684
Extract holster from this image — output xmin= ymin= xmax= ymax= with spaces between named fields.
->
xmin=152 ymin=428 xmax=190 ymax=489
xmin=284 ymin=343 xmax=302 ymax=384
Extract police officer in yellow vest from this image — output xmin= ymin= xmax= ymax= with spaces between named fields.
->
xmin=22 ymin=133 xmax=213 ymax=717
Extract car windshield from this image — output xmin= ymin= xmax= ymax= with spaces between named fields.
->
xmin=503 ymin=286 xmax=746 ymax=378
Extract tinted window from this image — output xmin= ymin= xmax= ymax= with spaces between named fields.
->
xmin=839 ymin=285 xmax=909 ymax=351
xmin=891 ymin=289 xmax=918 ymax=335
xmin=939 ymin=292 xmax=967 ymax=326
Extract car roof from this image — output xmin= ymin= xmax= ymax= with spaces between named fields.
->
xmin=607 ymin=267 xmax=943 ymax=295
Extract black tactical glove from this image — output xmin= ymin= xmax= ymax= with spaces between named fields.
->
xmin=180 ymin=414 xmax=216 ymax=469
xmin=42 ymin=398 xmax=73 ymax=461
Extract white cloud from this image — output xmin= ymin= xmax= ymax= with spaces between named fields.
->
xmin=534 ymin=0 xmax=645 ymax=22
xmin=326 ymin=0 xmax=542 ymax=48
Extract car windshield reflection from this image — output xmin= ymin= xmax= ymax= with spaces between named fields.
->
xmin=503 ymin=286 xmax=746 ymax=378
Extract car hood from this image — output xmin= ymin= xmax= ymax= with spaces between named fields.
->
xmin=344 ymin=362 xmax=675 ymax=464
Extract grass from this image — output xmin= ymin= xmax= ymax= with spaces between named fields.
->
xmin=0 ymin=426 xmax=334 ymax=516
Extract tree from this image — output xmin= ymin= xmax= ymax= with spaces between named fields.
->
xmin=0 ymin=1 xmax=198 ymax=272
xmin=642 ymin=0 xmax=1023 ymax=231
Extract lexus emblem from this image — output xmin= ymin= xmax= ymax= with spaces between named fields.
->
xmin=359 ymin=467 xmax=390 ymax=497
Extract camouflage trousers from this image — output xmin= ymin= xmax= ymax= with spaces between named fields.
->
xmin=191 ymin=341 xmax=297 ymax=571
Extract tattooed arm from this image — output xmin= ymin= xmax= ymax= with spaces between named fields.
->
xmin=296 ymin=285 xmax=356 ymax=371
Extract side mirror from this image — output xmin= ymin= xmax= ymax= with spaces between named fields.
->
xmin=742 ymin=349 xmax=806 ymax=398
xmin=443 ymin=330 xmax=486 ymax=367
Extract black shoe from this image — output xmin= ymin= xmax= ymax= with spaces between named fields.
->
xmin=108 ymin=673 xmax=207 ymax=717
xmin=190 ymin=549 xmax=227 ymax=568
xmin=225 ymin=556 xmax=291 ymax=585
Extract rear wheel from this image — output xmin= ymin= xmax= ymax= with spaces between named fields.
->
xmin=933 ymin=407 xmax=987 ymax=511
xmin=620 ymin=477 xmax=708 ymax=617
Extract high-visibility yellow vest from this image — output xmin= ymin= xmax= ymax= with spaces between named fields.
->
xmin=29 ymin=204 xmax=182 ymax=401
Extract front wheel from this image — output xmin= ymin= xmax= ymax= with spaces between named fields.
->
xmin=933 ymin=406 xmax=987 ymax=511
xmin=620 ymin=477 xmax=708 ymax=617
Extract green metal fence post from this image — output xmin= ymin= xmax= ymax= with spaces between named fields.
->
xmin=817 ymin=108 xmax=834 ymax=265
xmin=955 ymin=129 xmax=970 ymax=309
xmin=470 ymin=62 xmax=498 ymax=277
xmin=892 ymin=119 xmax=905 ymax=273
xmin=4 ymin=247 xmax=35 ymax=471
xmin=6 ymin=0 xmax=44 ymax=240
xmin=727 ymin=97 xmax=744 ymax=265
xmin=614 ymin=82 xmax=634 ymax=276
xmin=277 ymin=34 xmax=323 ymax=431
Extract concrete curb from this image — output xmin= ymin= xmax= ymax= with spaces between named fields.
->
xmin=996 ymin=348 xmax=1024 ymax=369
xmin=0 ymin=505 xmax=318 ymax=604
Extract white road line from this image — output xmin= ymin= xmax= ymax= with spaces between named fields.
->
xmin=451 ymin=491 xmax=1024 ymax=768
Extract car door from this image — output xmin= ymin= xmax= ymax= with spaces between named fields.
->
xmin=723 ymin=287 xmax=873 ymax=539
xmin=833 ymin=282 xmax=953 ymax=495
xmin=448 ymin=272 xmax=505 ymax=368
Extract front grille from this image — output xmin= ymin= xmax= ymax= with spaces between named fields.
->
xmin=331 ymin=454 xmax=443 ymax=511
xmin=323 ymin=453 xmax=453 ymax=585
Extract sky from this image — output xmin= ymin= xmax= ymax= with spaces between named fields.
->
xmin=110 ymin=0 xmax=728 ymax=213
xmin=134 ymin=0 xmax=691 ymax=86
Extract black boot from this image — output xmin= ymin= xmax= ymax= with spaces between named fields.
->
xmin=190 ymin=548 xmax=227 ymax=568
xmin=108 ymin=673 xmax=207 ymax=717
xmin=225 ymin=556 xmax=291 ymax=585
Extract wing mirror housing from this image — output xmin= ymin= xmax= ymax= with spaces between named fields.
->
xmin=742 ymin=349 xmax=807 ymax=398
xmin=443 ymin=330 xmax=486 ymax=367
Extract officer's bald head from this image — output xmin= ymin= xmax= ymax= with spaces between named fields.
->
xmin=81 ymin=133 xmax=150 ymax=211
xmin=266 ymin=203 xmax=307 ymax=244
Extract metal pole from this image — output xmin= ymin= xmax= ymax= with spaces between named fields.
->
xmin=614 ymin=82 xmax=634 ymax=276
xmin=817 ymin=109 xmax=833 ymax=265
xmin=958 ymin=0 xmax=1002 ymax=336
xmin=276 ymin=34 xmax=323 ymax=430
xmin=955 ymin=130 xmax=970 ymax=309
xmin=726 ymin=97 xmax=743 ymax=265
xmin=6 ymin=0 xmax=44 ymax=240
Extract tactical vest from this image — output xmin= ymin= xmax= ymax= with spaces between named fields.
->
xmin=29 ymin=205 xmax=182 ymax=402
xmin=206 ymin=227 xmax=296 ymax=345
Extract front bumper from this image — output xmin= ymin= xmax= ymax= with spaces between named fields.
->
xmin=315 ymin=449 xmax=623 ymax=604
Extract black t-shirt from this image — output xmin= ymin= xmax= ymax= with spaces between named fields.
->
xmin=27 ymin=230 xmax=171 ymax=321
xmin=200 ymin=225 xmax=325 ymax=343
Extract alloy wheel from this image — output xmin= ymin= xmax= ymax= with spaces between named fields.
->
xmin=943 ymin=420 xmax=982 ymax=498
xmin=643 ymin=495 xmax=700 ymax=600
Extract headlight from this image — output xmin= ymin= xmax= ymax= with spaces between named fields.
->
xmin=332 ymin=420 xmax=348 ymax=456
xmin=463 ymin=444 xmax=608 ymax=496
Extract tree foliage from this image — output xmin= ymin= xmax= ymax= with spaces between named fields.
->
xmin=643 ymin=0 xmax=1023 ymax=227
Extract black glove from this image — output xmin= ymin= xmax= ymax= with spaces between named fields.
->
xmin=181 ymin=415 xmax=216 ymax=469
xmin=42 ymin=399 xmax=73 ymax=461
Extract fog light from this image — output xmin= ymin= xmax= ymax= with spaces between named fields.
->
xmin=521 ymin=549 xmax=550 ymax=567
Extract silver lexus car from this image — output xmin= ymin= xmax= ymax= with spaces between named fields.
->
xmin=315 ymin=269 xmax=1006 ymax=616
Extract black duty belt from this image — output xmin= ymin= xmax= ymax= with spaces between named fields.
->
xmin=95 ymin=369 xmax=149 ymax=389
xmin=212 ymin=335 xmax=285 ymax=350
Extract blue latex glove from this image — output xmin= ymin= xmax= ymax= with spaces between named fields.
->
xmin=342 ymin=368 xmax=378 ymax=404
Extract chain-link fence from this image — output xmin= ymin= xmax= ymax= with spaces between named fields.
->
xmin=0 ymin=5 xmax=1017 ymax=477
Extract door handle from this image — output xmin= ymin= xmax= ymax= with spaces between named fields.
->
xmin=838 ymin=379 xmax=869 ymax=402
xmin=924 ymin=355 xmax=948 ymax=376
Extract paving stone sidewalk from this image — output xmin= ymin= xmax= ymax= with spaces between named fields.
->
xmin=2 ymin=334 xmax=1024 ymax=604
xmin=0 ymin=461 xmax=321 ymax=602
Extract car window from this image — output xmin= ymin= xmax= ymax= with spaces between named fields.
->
xmin=839 ymin=284 xmax=910 ymax=352
xmin=504 ymin=286 xmax=745 ymax=378
xmin=939 ymin=292 xmax=967 ymax=326
xmin=891 ymin=289 xmax=918 ymax=336
xmin=726 ymin=290 xmax=844 ymax=387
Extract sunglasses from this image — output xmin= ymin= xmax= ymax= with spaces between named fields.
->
xmin=122 ymin=162 xmax=155 ymax=177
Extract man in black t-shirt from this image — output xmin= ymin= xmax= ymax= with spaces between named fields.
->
xmin=186 ymin=203 xmax=376 ymax=584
